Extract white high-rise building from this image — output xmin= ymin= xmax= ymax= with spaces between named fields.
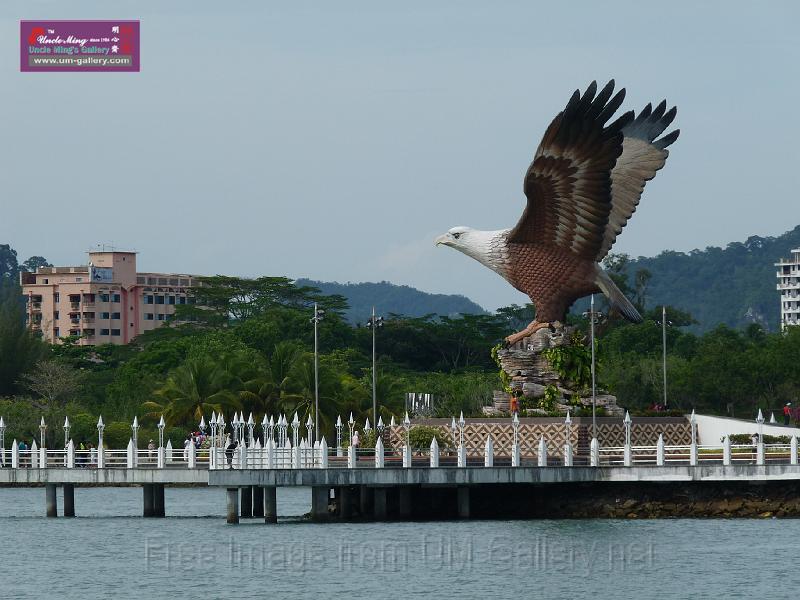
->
xmin=776 ymin=248 xmax=800 ymax=329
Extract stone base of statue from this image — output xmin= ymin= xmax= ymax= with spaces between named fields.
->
xmin=492 ymin=322 xmax=624 ymax=417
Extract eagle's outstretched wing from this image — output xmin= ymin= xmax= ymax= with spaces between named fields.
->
xmin=596 ymin=101 xmax=680 ymax=260
xmin=508 ymin=80 xmax=633 ymax=260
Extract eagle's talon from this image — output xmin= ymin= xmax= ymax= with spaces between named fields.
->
xmin=504 ymin=320 xmax=550 ymax=347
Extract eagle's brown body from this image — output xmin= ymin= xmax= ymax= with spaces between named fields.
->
xmin=506 ymin=242 xmax=599 ymax=323
xmin=436 ymin=80 xmax=679 ymax=344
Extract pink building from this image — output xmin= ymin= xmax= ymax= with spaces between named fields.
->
xmin=20 ymin=251 xmax=198 ymax=345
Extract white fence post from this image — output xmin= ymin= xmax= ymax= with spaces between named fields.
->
xmin=792 ymin=436 xmax=798 ymax=466
xmin=537 ymin=436 xmax=547 ymax=467
xmin=623 ymin=443 xmax=632 ymax=467
xmin=484 ymin=436 xmax=494 ymax=467
xmin=429 ymin=437 xmax=439 ymax=468
xmin=126 ymin=439 xmax=135 ymax=469
xmin=457 ymin=442 xmax=466 ymax=468
xmin=11 ymin=441 xmax=19 ymax=468
xmin=97 ymin=444 xmax=104 ymax=469
xmin=319 ymin=437 xmax=328 ymax=469
xmin=563 ymin=443 xmax=573 ymax=467
xmin=39 ymin=443 xmax=46 ymax=469
xmin=157 ymin=447 xmax=165 ymax=469
xmin=656 ymin=434 xmax=665 ymax=466
xmin=689 ymin=441 xmax=698 ymax=466
xmin=402 ymin=444 xmax=411 ymax=468
xmin=348 ymin=444 xmax=356 ymax=469
xmin=723 ymin=436 xmax=731 ymax=466
xmin=66 ymin=440 xmax=75 ymax=469
xmin=266 ymin=438 xmax=275 ymax=469
xmin=756 ymin=442 xmax=765 ymax=466
xmin=375 ymin=437 xmax=384 ymax=468
xmin=511 ymin=442 xmax=521 ymax=467
xmin=188 ymin=441 xmax=196 ymax=469
xmin=165 ymin=440 xmax=173 ymax=464
xmin=590 ymin=438 xmax=599 ymax=467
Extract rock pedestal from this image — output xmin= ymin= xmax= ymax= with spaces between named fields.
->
xmin=494 ymin=324 xmax=624 ymax=417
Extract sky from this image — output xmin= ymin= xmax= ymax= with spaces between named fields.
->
xmin=2 ymin=1 xmax=799 ymax=311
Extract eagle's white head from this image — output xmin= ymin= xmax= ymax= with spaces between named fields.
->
xmin=435 ymin=226 xmax=511 ymax=279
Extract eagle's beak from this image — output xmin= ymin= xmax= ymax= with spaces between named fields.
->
xmin=435 ymin=234 xmax=449 ymax=246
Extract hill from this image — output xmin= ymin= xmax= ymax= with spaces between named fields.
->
xmin=627 ymin=225 xmax=800 ymax=333
xmin=295 ymin=279 xmax=486 ymax=324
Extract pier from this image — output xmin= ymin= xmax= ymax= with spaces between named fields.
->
xmin=3 ymin=409 xmax=800 ymax=521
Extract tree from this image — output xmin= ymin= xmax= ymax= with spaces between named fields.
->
xmin=0 ymin=244 xmax=19 ymax=281
xmin=0 ymin=285 xmax=47 ymax=395
xmin=144 ymin=355 xmax=241 ymax=426
xmin=18 ymin=359 xmax=84 ymax=409
xmin=20 ymin=256 xmax=52 ymax=273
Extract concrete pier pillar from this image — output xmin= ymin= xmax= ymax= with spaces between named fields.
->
xmin=359 ymin=486 xmax=371 ymax=517
xmin=398 ymin=487 xmax=412 ymax=518
xmin=252 ymin=486 xmax=264 ymax=518
xmin=63 ymin=484 xmax=75 ymax=518
xmin=142 ymin=484 xmax=155 ymax=517
xmin=373 ymin=488 xmax=388 ymax=520
xmin=457 ymin=486 xmax=470 ymax=519
xmin=339 ymin=487 xmax=354 ymax=520
xmin=241 ymin=486 xmax=253 ymax=518
xmin=264 ymin=486 xmax=277 ymax=524
xmin=153 ymin=484 xmax=165 ymax=518
xmin=46 ymin=484 xmax=58 ymax=518
xmin=311 ymin=486 xmax=330 ymax=522
xmin=227 ymin=488 xmax=240 ymax=524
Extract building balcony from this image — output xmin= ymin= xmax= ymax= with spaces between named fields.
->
xmin=777 ymin=283 xmax=800 ymax=290
xmin=70 ymin=302 xmax=80 ymax=310
xmin=82 ymin=317 xmax=95 ymax=324
xmin=70 ymin=318 xmax=80 ymax=325
xmin=83 ymin=302 xmax=96 ymax=308
xmin=30 ymin=302 xmax=42 ymax=310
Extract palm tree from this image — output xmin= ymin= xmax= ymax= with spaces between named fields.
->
xmin=143 ymin=355 xmax=241 ymax=426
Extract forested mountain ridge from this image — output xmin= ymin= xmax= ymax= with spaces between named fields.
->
xmin=627 ymin=225 xmax=800 ymax=332
xmin=295 ymin=279 xmax=486 ymax=324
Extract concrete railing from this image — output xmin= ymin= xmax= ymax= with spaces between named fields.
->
xmin=2 ymin=435 xmax=798 ymax=471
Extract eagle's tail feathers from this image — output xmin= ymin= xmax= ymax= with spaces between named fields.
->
xmin=595 ymin=269 xmax=643 ymax=323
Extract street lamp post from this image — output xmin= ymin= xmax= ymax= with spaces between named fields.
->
xmin=335 ymin=415 xmax=343 ymax=456
xmin=158 ymin=415 xmax=165 ymax=449
xmin=311 ymin=304 xmax=325 ymax=443
xmin=347 ymin=412 xmax=355 ymax=447
xmin=247 ymin=413 xmax=255 ymax=447
xmin=97 ymin=416 xmax=104 ymax=449
xmin=582 ymin=295 xmax=604 ymax=440
xmin=63 ymin=416 xmax=71 ymax=448
xmin=365 ymin=307 xmax=384 ymax=426
xmin=39 ymin=416 xmax=47 ymax=448
xmin=656 ymin=306 xmax=673 ymax=408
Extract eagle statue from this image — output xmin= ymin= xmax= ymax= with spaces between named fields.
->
xmin=436 ymin=80 xmax=679 ymax=346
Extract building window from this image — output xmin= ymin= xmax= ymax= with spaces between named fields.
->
xmin=111 ymin=312 xmax=121 ymax=320
xmin=177 ymin=296 xmax=186 ymax=305
xmin=145 ymin=313 xmax=154 ymax=320
xmin=168 ymin=296 xmax=176 ymax=305
xmin=111 ymin=329 xmax=121 ymax=336
xmin=43 ymin=278 xmax=48 ymax=284
xmin=75 ymin=277 xmax=83 ymax=283
xmin=100 ymin=328 xmax=110 ymax=336
xmin=112 ymin=294 xmax=121 ymax=303
xmin=99 ymin=293 xmax=110 ymax=302
xmin=144 ymin=295 xmax=154 ymax=304
xmin=54 ymin=328 xmax=60 ymax=338
xmin=155 ymin=295 xmax=165 ymax=305
xmin=54 ymin=293 xmax=59 ymax=303
xmin=157 ymin=314 xmax=166 ymax=321
xmin=54 ymin=311 xmax=59 ymax=320
xmin=101 ymin=312 xmax=110 ymax=319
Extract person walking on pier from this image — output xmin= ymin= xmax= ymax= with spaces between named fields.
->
xmin=225 ymin=434 xmax=236 ymax=469
xmin=784 ymin=403 xmax=792 ymax=426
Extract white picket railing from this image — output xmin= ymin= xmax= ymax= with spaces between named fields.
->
xmin=1 ymin=438 xmax=798 ymax=470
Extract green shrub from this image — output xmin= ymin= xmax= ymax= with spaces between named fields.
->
xmin=409 ymin=425 xmax=452 ymax=449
